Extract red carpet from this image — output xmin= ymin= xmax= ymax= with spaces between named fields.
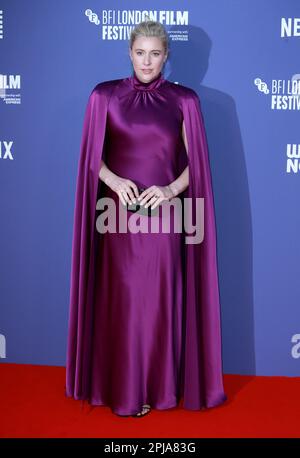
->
xmin=0 ymin=362 xmax=299 ymax=438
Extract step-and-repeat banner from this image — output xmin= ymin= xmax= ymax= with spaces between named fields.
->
xmin=0 ymin=1 xmax=299 ymax=375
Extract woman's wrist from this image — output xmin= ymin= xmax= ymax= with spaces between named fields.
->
xmin=166 ymin=183 xmax=180 ymax=199
xmin=99 ymin=161 xmax=118 ymax=188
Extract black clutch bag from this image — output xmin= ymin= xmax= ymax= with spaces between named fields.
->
xmin=125 ymin=186 xmax=159 ymax=217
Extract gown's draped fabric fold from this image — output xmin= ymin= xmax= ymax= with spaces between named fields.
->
xmin=65 ymin=71 xmax=227 ymax=415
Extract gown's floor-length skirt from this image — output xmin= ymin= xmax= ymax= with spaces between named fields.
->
xmin=88 ymin=186 xmax=185 ymax=416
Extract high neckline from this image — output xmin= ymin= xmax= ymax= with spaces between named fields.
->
xmin=129 ymin=70 xmax=166 ymax=91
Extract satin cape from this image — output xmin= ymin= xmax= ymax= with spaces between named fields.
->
xmin=65 ymin=75 xmax=227 ymax=411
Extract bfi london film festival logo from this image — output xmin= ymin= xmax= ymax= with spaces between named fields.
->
xmin=84 ymin=9 xmax=189 ymax=41
xmin=254 ymin=74 xmax=300 ymax=110
xmin=253 ymin=17 xmax=300 ymax=110
xmin=0 ymin=74 xmax=21 ymax=104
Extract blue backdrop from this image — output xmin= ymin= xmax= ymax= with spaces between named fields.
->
xmin=0 ymin=0 xmax=299 ymax=376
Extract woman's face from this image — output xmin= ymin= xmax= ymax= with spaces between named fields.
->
xmin=129 ymin=36 xmax=167 ymax=83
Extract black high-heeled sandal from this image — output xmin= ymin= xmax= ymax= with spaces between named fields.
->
xmin=131 ymin=404 xmax=151 ymax=417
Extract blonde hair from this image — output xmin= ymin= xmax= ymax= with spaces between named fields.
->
xmin=129 ymin=16 xmax=169 ymax=56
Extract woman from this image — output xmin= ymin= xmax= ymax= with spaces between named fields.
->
xmin=65 ymin=19 xmax=227 ymax=417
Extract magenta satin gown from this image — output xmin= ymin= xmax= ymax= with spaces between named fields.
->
xmin=89 ymin=71 xmax=188 ymax=415
xmin=65 ymin=69 xmax=228 ymax=416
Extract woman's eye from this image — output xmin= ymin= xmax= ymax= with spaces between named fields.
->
xmin=136 ymin=51 xmax=160 ymax=56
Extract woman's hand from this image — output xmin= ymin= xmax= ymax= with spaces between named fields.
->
xmin=106 ymin=175 xmax=139 ymax=206
xmin=137 ymin=185 xmax=174 ymax=210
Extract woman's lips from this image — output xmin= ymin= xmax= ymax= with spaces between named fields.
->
xmin=142 ymin=69 xmax=152 ymax=74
